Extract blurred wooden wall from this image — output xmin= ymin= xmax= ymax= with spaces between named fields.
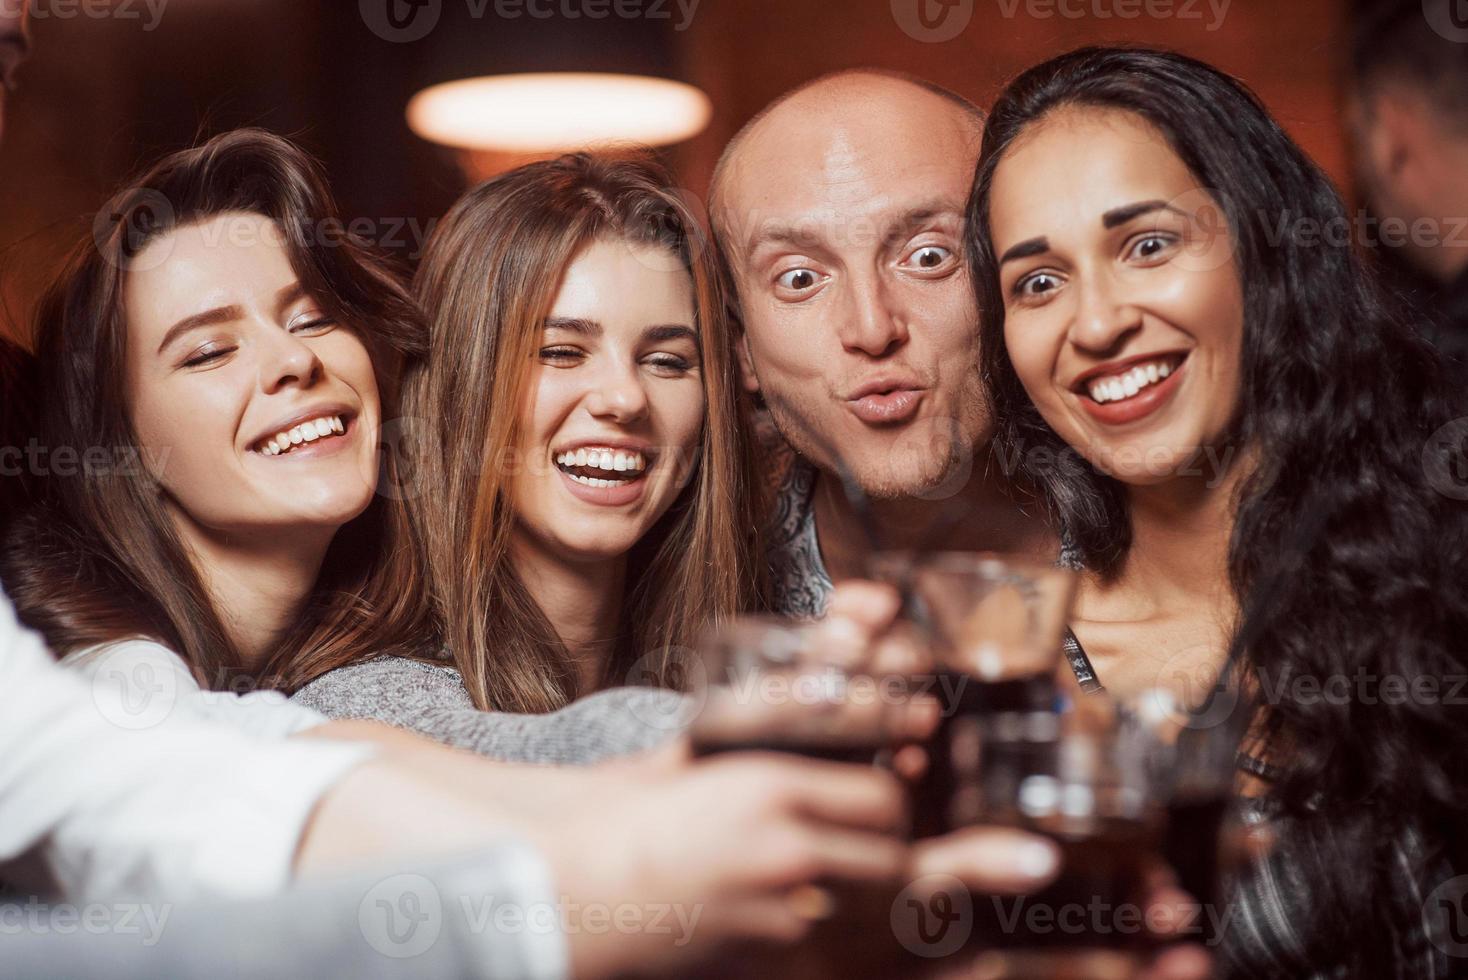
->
xmin=0 ymin=0 xmax=1352 ymax=345
xmin=678 ymin=0 xmax=1351 ymax=195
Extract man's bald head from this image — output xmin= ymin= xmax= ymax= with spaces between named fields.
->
xmin=712 ymin=69 xmax=992 ymax=500
xmin=710 ymin=70 xmax=984 ymax=239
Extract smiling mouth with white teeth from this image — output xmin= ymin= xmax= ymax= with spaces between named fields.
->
xmin=253 ymin=415 xmax=348 ymax=457
xmin=1082 ymin=354 xmax=1188 ymax=404
xmin=554 ymin=448 xmax=650 ymax=488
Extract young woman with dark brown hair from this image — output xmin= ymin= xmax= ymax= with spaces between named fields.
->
xmin=2 ymin=128 xmax=431 ymax=719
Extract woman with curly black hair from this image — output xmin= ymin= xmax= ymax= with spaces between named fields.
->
xmin=967 ymin=46 xmax=1468 ymax=978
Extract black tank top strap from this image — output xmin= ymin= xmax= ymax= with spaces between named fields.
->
xmin=1062 ymin=627 xmax=1106 ymax=694
xmin=1066 ymin=627 xmax=1281 ymax=783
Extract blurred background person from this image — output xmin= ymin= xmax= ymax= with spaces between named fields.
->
xmin=1346 ymin=0 xmax=1468 ymax=374
xmin=0 ymin=0 xmax=25 ymax=145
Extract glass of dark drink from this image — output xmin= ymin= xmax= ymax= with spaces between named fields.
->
xmin=862 ymin=552 xmax=1242 ymax=973
xmin=867 ymin=552 xmax=1078 ymax=840
xmin=688 ymin=615 xmax=910 ymax=765
xmin=941 ymin=693 xmax=1245 ymax=977
xmin=686 ymin=615 xmax=925 ymax=979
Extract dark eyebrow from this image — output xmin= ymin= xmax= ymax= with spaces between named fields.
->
xmin=998 ymin=200 xmax=1187 ymax=266
xmin=156 ymin=306 xmax=243 ymax=355
xmin=1101 ymin=200 xmax=1179 ymax=229
xmin=544 ymin=316 xmax=601 ymax=337
xmin=999 ymin=237 xmax=1050 ymax=265
xmin=546 ymin=319 xmax=699 ymax=349
xmin=644 ymin=324 xmax=699 ymax=347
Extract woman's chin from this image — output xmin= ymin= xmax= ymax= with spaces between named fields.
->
xmin=553 ymin=534 xmax=642 ymax=564
xmin=263 ymin=490 xmax=375 ymax=530
xmin=520 ymin=512 xmax=646 ymax=563
xmin=1083 ymin=440 xmax=1211 ymax=487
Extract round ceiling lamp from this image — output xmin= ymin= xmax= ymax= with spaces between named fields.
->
xmin=406 ymin=72 xmax=713 ymax=153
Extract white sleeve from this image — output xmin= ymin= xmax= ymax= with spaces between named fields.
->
xmin=0 ymin=594 xmax=376 ymax=901
xmin=61 ymin=640 xmax=329 ymax=739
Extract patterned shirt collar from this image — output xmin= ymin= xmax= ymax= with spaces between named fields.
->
xmin=764 ymin=456 xmax=833 ymax=620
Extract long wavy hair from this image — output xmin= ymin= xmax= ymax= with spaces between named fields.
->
xmin=408 ymin=151 xmax=759 ymax=714
xmin=967 ymin=47 xmax=1468 ymax=977
xmin=1 ymin=129 xmax=434 ymax=689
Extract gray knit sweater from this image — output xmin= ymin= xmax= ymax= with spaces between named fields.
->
xmin=290 ymin=656 xmax=690 ymax=765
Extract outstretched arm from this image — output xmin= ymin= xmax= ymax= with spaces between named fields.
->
xmin=292 ymin=656 xmax=687 ymax=765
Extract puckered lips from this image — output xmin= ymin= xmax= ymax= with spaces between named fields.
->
xmin=1071 ymin=351 xmax=1189 ymax=426
xmin=845 ymin=375 xmax=927 ymax=425
xmin=552 ymin=438 xmax=657 ymax=507
xmin=248 ymin=404 xmax=357 ymax=460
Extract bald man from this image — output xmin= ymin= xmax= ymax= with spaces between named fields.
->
xmin=711 ymin=71 xmax=1059 ymax=619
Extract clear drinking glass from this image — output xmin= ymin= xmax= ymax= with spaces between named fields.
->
xmin=868 ymin=552 xmax=1078 ymax=838
xmin=870 ymin=551 xmax=1078 ymax=683
xmin=869 ymin=552 xmax=1242 ymax=973
xmin=686 ymin=613 xmax=926 ymax=974
xmin=952 ymin=691 xmax=1246 ymax=975
xmin=687 ymin=615 xmax=913 ymax=765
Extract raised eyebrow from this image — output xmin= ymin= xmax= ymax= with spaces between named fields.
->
xmin=543 ymin=316 xmax=601 ymax=337
xmin=747 ymin=201 xmax=962 ymax=250
xmin=1101 ymin=199 xmax=1181 ymax=229
xmin=744 ymin=224 xmax=822 ymax=261
xmin=998 ymin=237 xmax=1050 ymax=265
xmin=155 ymin=305 xmax=243 ymax=355
xmin=995 ymin=202 xmax=1187 ymax=269
xmin=883 ymin=205 xmax=964 ymax=247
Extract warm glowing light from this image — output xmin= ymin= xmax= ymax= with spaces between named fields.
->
xmin=406 ymin=73 xmax=713 ymax=152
